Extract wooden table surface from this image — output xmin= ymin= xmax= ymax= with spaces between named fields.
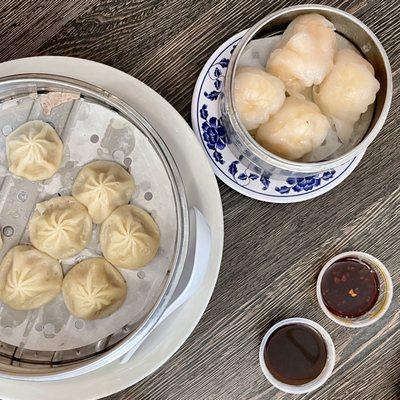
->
xmin=1 ymin=0 xmax=399 ymax=399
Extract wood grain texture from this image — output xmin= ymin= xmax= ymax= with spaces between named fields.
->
xmin=1 ymin=0 xmax=399 ymax=399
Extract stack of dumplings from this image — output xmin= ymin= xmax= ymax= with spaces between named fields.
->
xmin=234 ymin=13 xmax=380 ymax=161
xmin=1 ymin=130 xmax=161 ymax=321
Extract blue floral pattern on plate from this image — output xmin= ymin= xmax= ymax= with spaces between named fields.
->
xmin=228 ymin=160 xmax=270 ymax=190
xmin=200 ymin=105 xmax=227 ymax=164
xmin=275 ymin=171 xmax=336 ymax=194
xmin=191 ymin=31 xmax=362 ymax=203
xmin=204 ymin=59 xmax=229 ymax=101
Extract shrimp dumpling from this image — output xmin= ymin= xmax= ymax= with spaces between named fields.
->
xmin=72 ymin=161 xmax=135 ymax=224
xmin=314 ymin=49 xmax=380 ymax=143
xmin=6 ymin=120 xmax=63 ymax=181
xmin=0 ymin=245 xmax=63 ymax=310
xmin=234 ymin=67 xmax=286 ymax=130
xmin=266 ymin=14 xmax=336 ymax=95
xmin=62 ymin=258 xmax=127 ymax=320
xmin=29 ymin=196 xmax=93 ymax=260
xmin=255 ymin=97 xmax=330 ymax=160
xmin=100 ymin=205 xmax=160 ymax=270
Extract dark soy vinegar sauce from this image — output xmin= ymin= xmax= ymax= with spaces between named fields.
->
xmin=264 ymin=323 xmax=327 ymax=385
xmin=321 ymin=257 xmax=380 ymax=318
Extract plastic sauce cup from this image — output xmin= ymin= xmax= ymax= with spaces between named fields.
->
xmin=317 ymin=251 xmax=393 ymax=328
xmin=259 ymin=318 xmax=335 ymax=394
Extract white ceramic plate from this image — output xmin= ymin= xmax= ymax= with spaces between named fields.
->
xmin=191 ymin=31 xmax=364 ymax=203
xmin=0 ymin=56 xmax=224 ymax=400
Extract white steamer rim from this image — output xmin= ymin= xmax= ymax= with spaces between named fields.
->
xmin=0 ymin=73 xmax=190 ymax=380
xmin=0 ymin=56 xmax=224 ymax=399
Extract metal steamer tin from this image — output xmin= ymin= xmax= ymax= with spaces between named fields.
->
xmin=0 ymin=74 xmax=191 ymax=380
xmin=220 ymin=5 xmax=392 ymax=177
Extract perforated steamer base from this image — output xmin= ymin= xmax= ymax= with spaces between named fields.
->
xmin=0 ymin=56 xmax=222 ymax=397
xmin=0 ymin=75 xmax=189 ymax=374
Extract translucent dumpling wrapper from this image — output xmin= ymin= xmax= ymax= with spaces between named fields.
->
xmin=299 ymin=128 xmax=342 ymax=163
xmin=62 ymin=257 xmax=127 ymax=320
xmin=234 ymin=67 xmax=286 ymax=130
xmin=29 ymin=196 xmax=93 ymax=260
xmin=0 ymin=245 xmax=63 ymax=311
xmin=100 ymin=205 xmax=160 ymax=270
xmin=313 ymin=48 xmax=380 ymax=143
xmin=266 ymin=14 xmax=336 ymax=95
xmin=72 ymin=160 xmax=135 ymax=224
xmin=6 ymin=120 xmax=63 ymax=181
xmin=255 ymin=97 xmax=330 ymax=161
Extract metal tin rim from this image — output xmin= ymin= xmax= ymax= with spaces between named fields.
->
xmin=0 ymin=73 xmax=190 ymax=380
xmin=224 ymin=4 xmax=393 ymax=174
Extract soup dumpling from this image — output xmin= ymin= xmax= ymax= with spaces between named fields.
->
xmin=29 ymin=196 xmax=93 ymax=260
xmin=72 ymin=161 xmax=135 ymax=224
xmin=266 ymin=14 xmax=336 ymax=95
xmin=6 ymin=120 xmax=63 ymax=181
xmin=100 ymin=205 xmax=160 ymax=270
xmin=255 ymin=97 xmax=330 ymax=160
xmin=62 ymin=257 xmax=127 ymax=320
xmin=234 ymin=67 xmax=286 ymax=131
xmin=313 ymin=48 xmax=380 ymax=143
xmin=0 ymin=245 xmax=63 ymax=310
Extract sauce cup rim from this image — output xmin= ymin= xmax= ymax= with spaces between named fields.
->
xmin=316 ymin=251 xmax=393 ymax=328
xmin=259 ymin=317 xmax=335 ymax=394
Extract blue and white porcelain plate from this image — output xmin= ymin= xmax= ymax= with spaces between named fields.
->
xmin=191 ymin=31 xmax=364 ymax=203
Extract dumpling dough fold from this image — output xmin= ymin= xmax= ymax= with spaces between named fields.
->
xmin=72 ymin=161 xmax=135 ymax=224
xmin=234 ymin=67 xmax=286 ymax=131
xmin=29 ymin=196 xmax=93 ymax=260
xmin=0 ymin=245 xmax=63 ymax=310
xmin=100 ymin=205 xmax=160 ymax=270
xmin=6 ymin=120 xmax=63 ymax=181
xmin=313 ymin=48 xmax=380 ymax=143
xmin=62 ymin=257 xmax=127 ymax=320
xmin=266 ymin=14 xmax=336 ymax=95
xmin=255 ymin=97 xmax=330 ymax=161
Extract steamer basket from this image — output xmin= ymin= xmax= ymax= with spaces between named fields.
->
xmin=0 ymin=74 xmax=190 ymax=380
xmin=220 ymin=5 xmax=392 ymax=177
